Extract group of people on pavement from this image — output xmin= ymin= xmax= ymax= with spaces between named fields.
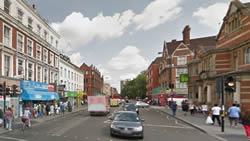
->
xmin=171 ymin=101 xmax=250 ymax=139
xmin=0 ymin=105 xmax=15 ymax=131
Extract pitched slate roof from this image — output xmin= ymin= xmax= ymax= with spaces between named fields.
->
xmin=165 ymin=36 xmax=216 ymax=55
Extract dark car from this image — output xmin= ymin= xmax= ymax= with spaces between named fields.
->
xmin=110 ymin=111 xmax=144 ymax=139
xmin=124 ymin=103 xmax=139 ymax=114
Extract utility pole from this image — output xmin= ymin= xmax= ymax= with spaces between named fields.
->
xmin=221 ymin=77 xmax=225 ymax=132
xmin=3 ymin=81 xmax=6 ymax=128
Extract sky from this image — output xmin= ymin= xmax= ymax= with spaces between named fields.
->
xmin=27 ymin=0 xmax=250 ymax=92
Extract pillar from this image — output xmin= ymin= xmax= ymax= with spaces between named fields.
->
xmin=198 ymin=86 xmax=202 ymax=103
xmin=207 ymin=85 xmax=211 ymax=103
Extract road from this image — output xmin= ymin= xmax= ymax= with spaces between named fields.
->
xmin=0 ymin=106 xmax=220 ymax=141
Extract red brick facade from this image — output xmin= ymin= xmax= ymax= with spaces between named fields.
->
xmin=80 ymin=63 xmax=104 ymax=96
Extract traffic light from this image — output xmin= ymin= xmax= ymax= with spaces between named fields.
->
xmin=169 ymin=83 xmax=174 ymax=89
xmin=5 ymin=87 xmax=10 ymax=95
xmin=0 ymin=84 xmax=4 ymax=95
xmin=225 ymin=76 xmax=236 ymax=92
xmin=12 ymin=85 xmax=20 ymax=97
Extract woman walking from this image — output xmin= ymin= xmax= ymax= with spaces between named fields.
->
xmin=241 ymin=109 xmax=250 ymax=140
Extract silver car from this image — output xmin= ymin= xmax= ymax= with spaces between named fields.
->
xmin=110 ymin=111 xmax=144 ymax=139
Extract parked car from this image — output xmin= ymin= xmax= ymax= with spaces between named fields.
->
xmin=110 ymin=111 xmax=144 ymax=139
xmin=136 ymin=101 xmax=149 ymax=108
xmin=124 ymin=103 xmax=139 ymax=114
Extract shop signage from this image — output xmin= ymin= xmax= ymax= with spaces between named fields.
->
xmin=48 ymin=85 xmax=55 ymax=91
xmin=20 ymin=80 xmax=48 ymax=91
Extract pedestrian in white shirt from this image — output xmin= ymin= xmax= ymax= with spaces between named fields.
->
xmin=201 ymin=104 xmax=208 ymax=117
xmin=211 ymin=104 xmax=221 ymax=126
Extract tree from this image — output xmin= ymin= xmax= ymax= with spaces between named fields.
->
xmin=121 ymin=71 xmax=147 ymax=99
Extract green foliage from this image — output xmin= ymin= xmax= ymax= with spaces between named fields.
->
xmin=121 ymin=71 xmax=147 ymax=99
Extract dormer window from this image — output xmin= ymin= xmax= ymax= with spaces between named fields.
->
xmin=4 ymin=0 xmax=11 ymax=14
xmin=28 ymin=17 xmax=33 ymax=30
xmin=227 ymin=15 xmax=241 ymax=33
xmin=17 ymin=9 xmax=23 ymax=22
xmin=44 ymin=30 xmax=48 ymax=41
xmin=50 ymin=36 xmax=54 ymax=45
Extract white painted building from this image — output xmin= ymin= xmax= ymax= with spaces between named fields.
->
xmin=0 ymin=0 xmax=60 ymax=85
xmin=59 ymin=54 xmax=84 ymax=95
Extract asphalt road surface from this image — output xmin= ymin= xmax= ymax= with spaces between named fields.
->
xmin=0 ymin=106 xmax=220 ymax=141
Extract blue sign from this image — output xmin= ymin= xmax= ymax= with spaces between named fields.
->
xmin=20 ymin=80 xmax=48 ymax=91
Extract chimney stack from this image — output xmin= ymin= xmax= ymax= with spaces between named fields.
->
xmin=182 ymin=25 xmax=190 ymax=45
xmin=32 ymin=4 xmax=36 ymax=10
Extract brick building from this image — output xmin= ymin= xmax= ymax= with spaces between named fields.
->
xmin=188 ymin=0 xmax=250 ymax=110
xmin=159 ymin=25 xmax=216 ymax=96
xmin=80 ymin=63 xmax=104 ymax=96
xmin=0 ymin=0 xmax=60 ymax=88
xmin=146 ymin=57 xmax=162 ymax=95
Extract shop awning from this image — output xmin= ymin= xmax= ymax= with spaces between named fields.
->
xmin=22 ymin=89 xmax=59 ymax=101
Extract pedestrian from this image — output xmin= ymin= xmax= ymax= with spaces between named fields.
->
xmin=60 ymin=102 xmax=65 ymax=116
xmin=11 ymin=105 xmax=14 ymax=119
xmin=201 ymin=103 xmax=208 ymax=117
xmin=45 ymin=104 xmax=50 ymax=116
xmin=5 ymin=108 xmax=13 ymax=131
xmin=0 ymin=109 xmax=4 ymax=127
xmin=50 ymin=104 xmax=54 ymax=115
xmin=211 ymin=104 xmax=221 ymax=126
xmin=240 ymin=109 xmax=250 ymax=140
xmin=189 ymin=103 xmax=195 ymax=115
xmin=227 ymin=103 xmax=241 ymax=127
xmin=182 ymin=101 xmax=189 ymax=116
xmin=171 ymin=101 xmax=177 ymax=116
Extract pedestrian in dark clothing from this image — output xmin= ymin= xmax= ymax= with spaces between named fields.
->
xmin=182 ymin=102 xmax=189 ymax=116
xmin=241 ymin=109 xmax=250 ymax=140
xmin=46 ymin=104 xmax=50 ymax=116
xmin=172 ymin=101 xmax=177 ymax=116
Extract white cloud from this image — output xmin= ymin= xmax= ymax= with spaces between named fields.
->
xmin=120 ymin=73 xmax=137 ymax=80
xmin=240 ymin=0 xmax=250 ymax=3
xmin=193 ymin=3 xmax=228 ymax=30
xmin=69 ymin=52 xmax=84 ymax=67
xmin=133 ymin=0 xmax=182 ymax=30
xmin=52 ymin=10 xmax=135 ymax=51
xmin=108 ymin=46 xmax=149 ymax=71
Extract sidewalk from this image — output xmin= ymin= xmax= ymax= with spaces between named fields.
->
xmin=156 ymin=106 xmax=247 ymax=141
xmin=0 ymin=105 xmax=87 ymax=135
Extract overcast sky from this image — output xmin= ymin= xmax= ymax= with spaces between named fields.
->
xmin=27 ymin=0 xmax=250 ymax=92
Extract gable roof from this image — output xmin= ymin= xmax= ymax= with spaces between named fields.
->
xmin=165 ymin=36 xmax=216 ymax=56
xmin=217 ymin=0 xmax=250 ymax=40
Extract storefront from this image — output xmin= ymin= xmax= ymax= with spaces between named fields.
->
xmin=19 ymin=80 xmax=59 ymax=115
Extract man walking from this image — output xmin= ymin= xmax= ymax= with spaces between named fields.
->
xmin=227 ymin=103 xmax=241 ymax=127
xmin=172 ymin=101 xmax=177 ymax=116
xmin=5 ymin=108 xmax=13 ymax=131
xmin=211 ymin=104 xmax=221 ymax=126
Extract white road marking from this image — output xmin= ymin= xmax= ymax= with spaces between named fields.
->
xmin=0 ymin=136 xmax=27 ymax=141
xmin=144 ymin=124 xmax=193 ymax=129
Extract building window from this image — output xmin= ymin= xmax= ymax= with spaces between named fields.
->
xmin=3 ymin=25 xmax=12 ymax=48
xmin=68 ymin=71 xmax=70 ymax=79
xmin=60 ymin=67 xmax=63 ymax=77
xmin=71 ymin=72 xmax=73 ymax=80
xmin=177 ymin=56 xmax=186 ymax=65
xmin=50 ymin=53 xmax=54 ymax=65
xmin=37 ymin=66 xmax=42 ymax=82
xmin=55 ymin=56 xmax=58 ymax=67
xmin=86 ymin=71 xmax=88 ymax=75
xmin=50 ymin=72 xmax=54 ymax=83
xmin=4 ymin=0 xmax=11 ymax=14
xmin=44 ymin=68 xmax=48 ymax=83
xmin=17 ymin=33 xmax=24 ymax=52
xmin=17 ymin=59 xmax=24 ymax=76
xmin=64 ymin=69 xmax=66 ymax=78
xmin=28 ymin=17 xmax=33 ymax=30
xmin=244 ymin=47 xmax=250 ymax=64
xmin=3 ymin=55 xmax=11 ymax=77
xmin=68 ymin=82 xmax=70 ymax=90
xmin=74 ymin=73 xmax=76 ymax=81
xmin=36 ymin=44 xmax=41 ymax=60
xmin=228 ymin=17 xmax=241 ymax=33
xmin=54 ymin=73 xmax=58 ymax=84
xmin=44 ymin=30 xmax=48 ymax=41
xmin=17 ymin=9 xmax=23 ymax=22
xmin=43 ymin=48 xmax=48 ymax=63
xmin=50 ymin=36 xmax=54 ymax=45
xmin=27 ymin=39 xmax=33 ymax=57
xmin=176 ymin=79 xmax=187 ymax=89
xmin=176 ymin=68 xmax=187 ymax=77
xmin=28 ymin=63 xmax=34 ymax=81
xmin=56 ymin=40 xmax=58 ymax=48
xmin=37 ymin=25 xmax=41 ymax=36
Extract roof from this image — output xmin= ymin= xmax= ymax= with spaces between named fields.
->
xmin=165 ymin=36 xmax=216 ymax=55
xmin=148 ymin=57 xmax=162 ymax=69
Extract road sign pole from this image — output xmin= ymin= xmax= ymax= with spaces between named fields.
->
xmin=221 ymin=77 xmax=225 ymax=132
xmin=3 ymin=82 xmax=6 ymax=128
